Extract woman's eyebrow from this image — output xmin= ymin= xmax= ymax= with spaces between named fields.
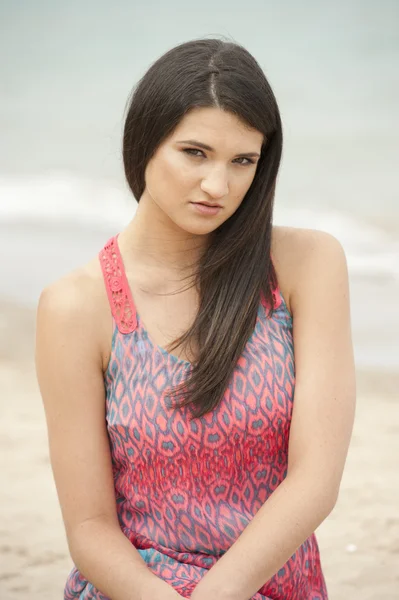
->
xmin=177 ymin=139 xmax=261 ymax=158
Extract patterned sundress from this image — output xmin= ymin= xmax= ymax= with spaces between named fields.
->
xmin=64 ymin=234 xmax=328 ymax=599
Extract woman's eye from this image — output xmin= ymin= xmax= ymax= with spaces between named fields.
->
xmin=183 ymin=148 xmax=255 ymax=166
xmin=234 ymin=157 xmax=255 ymax=166
xmin=183 ymin=148 xmax=204 ymax=158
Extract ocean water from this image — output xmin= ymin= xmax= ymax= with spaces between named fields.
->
xmin=0 ymin=0 xmax=398 ymax=369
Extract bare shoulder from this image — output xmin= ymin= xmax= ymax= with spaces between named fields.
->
xmin=36 ymin=257 xmax=111 ymax=370
xmin=38 ymin=256 xmax=102 ymax=311
xmin=271 ymin=226 xmax=348 ymax=314
xmin=271 ymin=225 xmax=346 ymax=267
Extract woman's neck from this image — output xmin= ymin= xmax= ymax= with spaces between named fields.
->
xmin=118 ymin=196 xmax=209 ymax=274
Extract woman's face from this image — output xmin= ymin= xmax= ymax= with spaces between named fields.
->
xmin=141 ymin=107 xmax=264 ymax=236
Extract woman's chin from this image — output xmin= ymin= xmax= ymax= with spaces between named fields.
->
xmin=179 ymin=218 xmax=223 ymax=237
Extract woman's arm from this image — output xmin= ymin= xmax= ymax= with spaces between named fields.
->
xmin=35 ymin=270 xmax=184 ymax=600
xmin=190 ymin=229 xmax=356 ymax=600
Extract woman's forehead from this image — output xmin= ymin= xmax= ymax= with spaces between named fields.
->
xmin=170 ymin=107 xmax=264 ymax=148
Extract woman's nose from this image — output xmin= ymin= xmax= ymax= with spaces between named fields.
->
xmin=200 ymin=168 xmax=229 ymax=199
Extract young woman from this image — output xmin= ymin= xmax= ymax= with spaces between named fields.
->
xmin=35 ymin=38 xmax=356 ymax=600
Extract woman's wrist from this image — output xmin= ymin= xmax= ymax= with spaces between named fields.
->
xmin=131 ymin=569 xmax=163 ymax=600
xmin=135 ymin=572 xmax=185 ymax=600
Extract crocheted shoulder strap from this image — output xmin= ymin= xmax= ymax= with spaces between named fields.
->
xmin=99 ymin=235 xmax=137 ymax=334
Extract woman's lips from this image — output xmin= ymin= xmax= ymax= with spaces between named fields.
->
xmin=190 ymin=202 xmax=222 ymax=216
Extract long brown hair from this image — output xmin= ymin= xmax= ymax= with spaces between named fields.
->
xmin=122 ymin=37 xmax=283 ymax=419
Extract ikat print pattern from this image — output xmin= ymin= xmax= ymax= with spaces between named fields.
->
xmin=64 ymin=236 xmax=327 ymax=600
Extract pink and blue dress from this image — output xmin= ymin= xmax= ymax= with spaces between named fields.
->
xmin=64 ymin=235 xmax=328 ymax=599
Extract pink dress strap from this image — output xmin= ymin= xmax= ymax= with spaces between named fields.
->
xmin=260 ymin=286 xmax=282 ymax=311
xmin=99 ymin=235 xmax=138 ymax=334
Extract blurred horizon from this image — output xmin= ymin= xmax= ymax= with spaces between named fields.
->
xmin=1 ymin=1 xmax=398 ymax=213
xmin=1 ymin=0 xmax=398 ymax=369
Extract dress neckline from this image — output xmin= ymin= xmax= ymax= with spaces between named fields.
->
xmin=113 ymin=234 xmax=194 ymax=367
xmin=101 ymin=233 xmax=285 ymax=366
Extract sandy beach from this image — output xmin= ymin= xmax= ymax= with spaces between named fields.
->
xmin=0 ymin=299 xmax=398 ymax=600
